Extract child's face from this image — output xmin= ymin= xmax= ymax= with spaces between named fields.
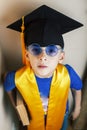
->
xmin=26 ymin=44 xmax=64 ymax=78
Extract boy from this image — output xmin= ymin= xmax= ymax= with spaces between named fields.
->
xmin=4 ymin=5 xmax=83 ymax=130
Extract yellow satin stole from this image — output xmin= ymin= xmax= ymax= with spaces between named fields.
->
xmin=15 ymin=64 xmax=70 ymax=130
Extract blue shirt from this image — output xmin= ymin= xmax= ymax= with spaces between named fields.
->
xmin=4 ymin=64 xmax=82 ymax=112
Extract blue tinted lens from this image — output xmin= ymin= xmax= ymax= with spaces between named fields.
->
xmin=29 ymin=44 xmax=42 ymax=55
xmin=46 ymin=45 xmax=58 ymax=56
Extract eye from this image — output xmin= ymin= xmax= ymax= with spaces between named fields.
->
xmin=46 ymin=45 xmax=58 ymax=56
xmin=31 ymin=47 xmax=41 ymax=55
xmin=28 ymin=43 xmax=42 ymax=55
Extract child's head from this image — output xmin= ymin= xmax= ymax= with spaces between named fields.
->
xmin=7 ymin=5 xmax=83 ymax=77
xmin=25 ymin=44 xmax=64 ymax=77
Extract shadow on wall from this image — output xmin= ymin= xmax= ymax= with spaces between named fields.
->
xmin=82 ymin=62 xmax=87 ymax=84
xmin=3 ymin=89 xmax=19 ymax=130
xmin=0 ymin=48 xmax=19 ymax=130
xmin=68 ymin=62 xmax=87 ymax=130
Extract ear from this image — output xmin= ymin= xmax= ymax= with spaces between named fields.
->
xmin=25 ymin=50 xmax=30 ymax=62
xmin=59 ymin=51 xmax=65 ymax=64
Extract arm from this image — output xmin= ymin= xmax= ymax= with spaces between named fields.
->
xmin=3 ymin=72 xmax=21 ymax=120
xmin=3 ymin=71 xmax=29 ymax=125
xmin=3 ymin=72 xmax=16 ymax=108
xmin=7 ymin=90 xmax=16 ymax=108
xmin=72 ymin=89 xmax=82 ymax=120
xmin=7 ymin=90 xmax=24 ymax=121
xmin=65 ymin=65 xmax=82 ymax=120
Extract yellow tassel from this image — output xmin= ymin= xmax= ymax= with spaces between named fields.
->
xmin=21 ymin=16 xmax=29 ymax=65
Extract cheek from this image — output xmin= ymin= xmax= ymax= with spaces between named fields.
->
xmin=29 ymin=57 xmax=35 ymax=65
xmin=51 ymin=56 xmax=59 ymax=64
xmin=49 ymin=55 xmax=61 ymax=67
xmin=27 ymin=53 xmax=34 ymax=62
xmin=28 ymin=55 xmax=37 ymax=67
xmin=48 ymin=58 xmax=58 ymax=70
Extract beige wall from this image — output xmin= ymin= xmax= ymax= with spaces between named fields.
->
xmin=0 ymin=0 xmax=87 ymax=130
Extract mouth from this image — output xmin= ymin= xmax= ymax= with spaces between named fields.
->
xmin=38 ymin=65 xmax=48 ymax=68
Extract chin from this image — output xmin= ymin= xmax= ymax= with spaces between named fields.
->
xmin=36 ymin=72 xmax=52 ymax=78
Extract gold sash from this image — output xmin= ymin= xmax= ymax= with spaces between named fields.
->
xmin=15 ymin=64 xmax=70 ymax=130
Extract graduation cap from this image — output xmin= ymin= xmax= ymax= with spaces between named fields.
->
xmin=7 ymin=5 xmax=83 ymax=64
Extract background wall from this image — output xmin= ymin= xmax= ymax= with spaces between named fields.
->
xmin=0 ymin=0 xmax=87 ymax=130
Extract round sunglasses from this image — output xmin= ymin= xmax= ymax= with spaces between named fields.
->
xmin=27 ymin=43 xmax=62 ymax=57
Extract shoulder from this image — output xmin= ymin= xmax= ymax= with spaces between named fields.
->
xmin=65 ymin=64 xmax=80 ymax=77
xmin=4 ymin=71 xmax=16 ymax=91
xmin=15 ymin=66 xmax=28 ymax=77
xmin=65 ymin=64 xmax=83 ymax=90
xmin=65 ymin=64 xmax=75 ymax=72
xmin=4 ymin=66 xmax=27 ymax=91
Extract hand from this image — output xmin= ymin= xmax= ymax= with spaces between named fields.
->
xmin=71 ymin=107 xmax=81 ymax=120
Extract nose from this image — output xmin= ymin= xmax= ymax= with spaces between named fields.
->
xmin=39 ymin=51 xmax=47 ymax=61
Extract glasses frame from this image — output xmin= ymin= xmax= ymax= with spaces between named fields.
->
xmin=27 ymin=43 xmax=62 ymax=57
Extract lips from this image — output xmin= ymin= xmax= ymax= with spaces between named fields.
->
xmin=38 ymin=65 xmax=48 ymax=68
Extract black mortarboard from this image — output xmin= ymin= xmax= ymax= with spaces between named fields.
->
xmin=7 ymin=5 xmax=83 ymax=48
